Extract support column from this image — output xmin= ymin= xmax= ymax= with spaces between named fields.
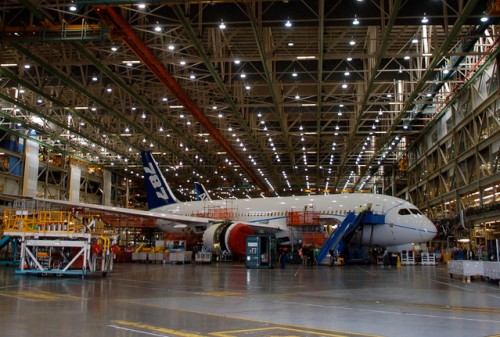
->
xmin=69 ymin=163 xmax=81 ymax=203
xmin=103 ymin=169 xmax=112 ymax=206
xmin=22 ymin=138 xmax=39 ymax=197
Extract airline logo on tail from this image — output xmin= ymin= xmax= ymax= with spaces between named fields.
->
xmin=141 ymin=152 xmax=179 ymax=210
xmin=194 ymin=182 xmax=212 ymax=201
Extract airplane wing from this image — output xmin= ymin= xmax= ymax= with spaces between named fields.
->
xmin=31 ymin=197 xmax=215 ymax=225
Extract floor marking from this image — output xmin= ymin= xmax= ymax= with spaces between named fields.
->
xmin=112 ymin=320 xmax=206 ymax=337
xmin=201 ymin=291 xmax=242 ymax=297
xmin=108 ymin=324 xmax=172 ymax=337
xmin=110 ymin=321 xmax=381 ymax=337
xmin=0 ymin=290 xmax=84 ymax=301
xmin=209 ymin=326 xmax=380 ymax=337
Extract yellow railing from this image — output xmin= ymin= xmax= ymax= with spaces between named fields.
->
xmin=2 ymin=209 xmax=85 ymax=233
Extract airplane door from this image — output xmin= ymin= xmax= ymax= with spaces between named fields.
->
xmin=370 ymin=202 xmax=384 ymax=214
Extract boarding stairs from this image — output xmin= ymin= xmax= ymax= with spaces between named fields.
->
xmin=316 ymin=211 xmax=373 ymax=265
xmin=0 ymin=235 xmax=11 ymax=251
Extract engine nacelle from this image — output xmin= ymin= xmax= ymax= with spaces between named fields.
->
xmin=202 ymin=222 xmax=255 ymax=256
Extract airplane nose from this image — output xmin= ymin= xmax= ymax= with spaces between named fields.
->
xmin=422 ymin=219 xmax=438 ymax=241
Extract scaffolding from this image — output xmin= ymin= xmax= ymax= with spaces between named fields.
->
xmin=2 ymin=202 xmax=119 ymax=277
xmin=286 ymin=209 xmax=327 ymax=248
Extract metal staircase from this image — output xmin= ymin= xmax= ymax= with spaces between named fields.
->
xmin=316 ymin=211 xmax=367 ymax=264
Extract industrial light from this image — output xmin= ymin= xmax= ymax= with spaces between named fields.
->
xmin=404 ymin=55 xmax=410 ymax=60
xmin=292 ymin=70 xmax=298 ymax=77
xmin=180 ymin=59 xmax=186 ymax=65
xmin=346 ymin=57 xmax=353 ymax=61
xmin=412 ymin=36 xmax=419 ymax=44
xmin=138 ymin=3 xmax=146 ymax=9
xmin=240 ymin=73 xmax=246 ymax=78
xmin=285 ymin=19 xmax=292 ymax=28
xmin=288 ymin=41 xmax=294 ymax=46
xmin=92 ymin=76 xmax=98 ymax=81
xmin=349 ymin=38 xmax=356 ymax=46
xmin=111 ymin=46 xmax=118 ymax=52
xmin=69 ymin=3 xmax=77 ymax=11
xmin=480 ymin=16 xmax=489 ymax=23
xmin=234 ymin=59 xmax=241 ymax=64
xmin=421 ymin=15 xmax=428 ymax=24
xmin=342 ymin=83 xmax=348 ymax=89
xmin=245 ymin=85 xmax=251 ymax=90
xmin=190 ymin=73 xmax=196 ymax=79
xmin=219 ymin=20 xmax=226 ymax=29
xmin=353 ymin=17 xmax=359 ymax=25
xmin=168 ymin=43 xmax=175 ymax=50
xmin=154 ymin=24 xmax=162 ymax=32
xmin=344 ymin=69 xmax=350 ymax=76
xmin=295 ymin=93 xmax=300 ymax=99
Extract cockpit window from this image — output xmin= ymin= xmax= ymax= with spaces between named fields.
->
xmin=398 ymin=208 xmax=412 ymax=215
xmin=409 ymin=208 xmax=422 ymax=215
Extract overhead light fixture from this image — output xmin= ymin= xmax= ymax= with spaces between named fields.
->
xmin=292 ymin=70 xmax=298 ymax=77
xmin=180 ymin=59 xmax=186 ymax=65
xmin=288 ymin=40 xmax=294 ymax=46
xmin=404 ymin=55 xmax=410 ymax=60
xmin=297 ymin=56 xmax=316 ymax=60
xmin=154 ymin=23 xmax=162 ymax=32
xmin=480 ymin=15 xmax=489 ymax=23
xmin=341 ymin=82 xmax=348 ymax=89
xmin=295 ymin=93 xmax=300 ymax=99
xmin=421 ymin=15 xmax=428 ymax=24
xmin=353 ymin=16 xmax=359 ymax=25
xmin=168 ymin=43 xmax=175 ymax=50
xmin=234 ymin=59 xmax=241 ymax=64
xmin=190 ymin=73 xmax=196 ymax=79
xmin=346 ymin=57 xmax=353 ymax=61
xmin=285 ymin=19 xmax=292 ymax=28
xmin=412 ymin=35 xmax=419 ymax=44
xmin=349 ymin=38 xmax=356 ymax=46
xmin=219 ymin=19 xmax=226 ymax=29
xmin=111 ymin=46 xmax=118 ymax=52
xmin=69 ymin=3 xmax=77 ymax=11
xmin=344 ymin=69 xmax=350 ymax=76
xmin=138 ymin=3 xmax=146 ymax=9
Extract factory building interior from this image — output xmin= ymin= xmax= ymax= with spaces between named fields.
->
xmin=0 ymin=1 xmax=499 ymax=337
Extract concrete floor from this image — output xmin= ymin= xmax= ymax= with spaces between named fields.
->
xmin=0 ymin=262 xmax=499 ymax=337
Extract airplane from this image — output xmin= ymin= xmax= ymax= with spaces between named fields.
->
xmin=139 ymin=152 xmax=438 ymax=258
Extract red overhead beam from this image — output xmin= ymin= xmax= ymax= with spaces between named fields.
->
xmin=96 ymin=6 xmax=270 ymax=194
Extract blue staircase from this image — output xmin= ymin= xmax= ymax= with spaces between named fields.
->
xmin=0 ymin=235 xmax=11 ymax=251
xmin=316 ymin=212 xmax=366 ymax=264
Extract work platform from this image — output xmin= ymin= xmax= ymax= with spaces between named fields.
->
xmin=2 ymin=206 xmax=119 ymax=277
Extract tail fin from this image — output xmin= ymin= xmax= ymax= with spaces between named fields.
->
xmin=141 ymin=151 xmax=179 ymax=210
xmin=194 ymin=182 xmax=212 ymax=201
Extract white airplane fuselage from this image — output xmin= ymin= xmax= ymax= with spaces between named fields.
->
xmin=151 ymin=193 xmax=437 ymax=253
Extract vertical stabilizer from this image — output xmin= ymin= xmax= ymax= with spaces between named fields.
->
xmin=141 ymin=151 xmax=180 ymax=209
xmin=194 ymin=182 xmax=212 ymax=201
